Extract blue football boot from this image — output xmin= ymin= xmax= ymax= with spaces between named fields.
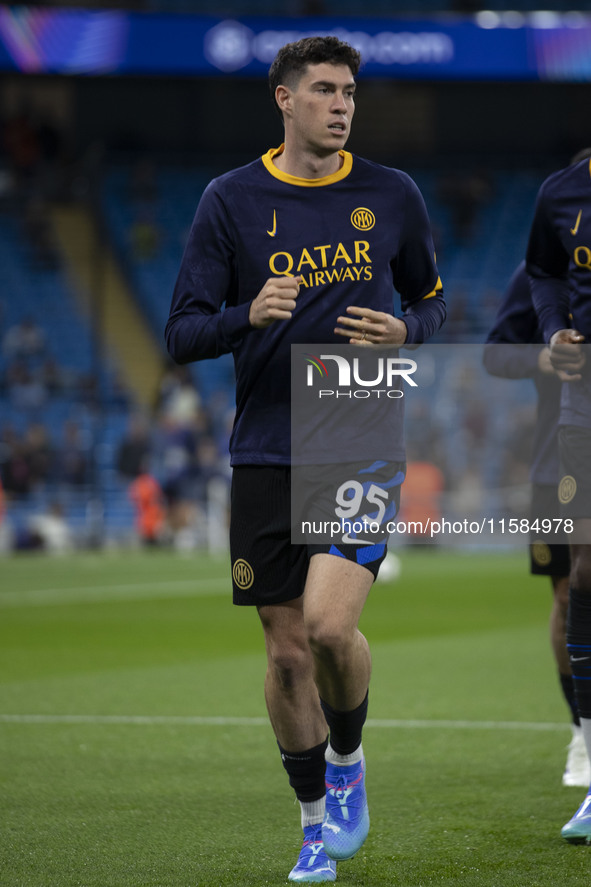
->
xmin=288 ymin=823 xmax=337 ymax=882
xmin=322 ymin=757 xmax=369 ymax=861
xmin=562 ymin=791 xmax=591 ymax=844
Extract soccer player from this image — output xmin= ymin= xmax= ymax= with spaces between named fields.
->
xmin=526 ymin=149 xmax=591 ymax=843
xmin=166 ymin=36 xmax=445 ymax=881
xmin=484 ymin=260 xmax=590 ymax=787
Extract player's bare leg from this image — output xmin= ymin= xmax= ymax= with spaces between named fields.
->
xmin=258 ymin=597 xmax=328 ymax=752
xmin=551 ymin=575 xmax=571 ymax=674
xmin=562 ymin=536 xmax=591 ymax=842
xmin=304 ymin=553 xmax=374 ymax=861
xmin=303 ymin=554 xmax=373 ymax=710
xmin=550 ymin=574 xmax=590 ymax=786
xmin=257 ymin=598 xmax=336 ymax=881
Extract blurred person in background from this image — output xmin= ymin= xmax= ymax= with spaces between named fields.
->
xmin=57 ymin=420 xmax=89 ymax=487
xmin=0 ymin=475 xmax=12 ymax=551
xmin=128 ymin=462 xmax=167 ymax=547
xmin=27 ymin=501 xmax=73 ymax=554
xmin=1 ymin=316 xmax=46 ymax=361
xmin=116 ymin=413 xmax=152 ymax=481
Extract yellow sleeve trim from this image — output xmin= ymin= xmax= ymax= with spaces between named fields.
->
xmin=422 ymin=276 xmax=443 ymax=299
xmin=262 ymin=145 xmax=353 ymax=187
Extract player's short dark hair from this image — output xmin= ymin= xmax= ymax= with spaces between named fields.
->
xmin=269 ymin=36 xmax=361 ymax=119
xmin=570 ymin=147 xmax=591 ymax=166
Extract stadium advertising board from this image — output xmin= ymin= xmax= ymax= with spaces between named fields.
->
xmin=0 ymin=7 xmax=590 ymax=81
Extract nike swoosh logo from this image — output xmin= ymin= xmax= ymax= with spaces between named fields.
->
xmin=571 ymin=656 xmax=590 ymax=662
xmin=571 ymin=209 xmax=582 ymax=236
xmin=267 ymin=210 xmax=277 ymax=237
xmin=341 ymin=533 xmax=374 ymax=545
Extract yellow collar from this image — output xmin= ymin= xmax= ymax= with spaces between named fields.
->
xmin=262 ymin=145 xmax=353 ymax=187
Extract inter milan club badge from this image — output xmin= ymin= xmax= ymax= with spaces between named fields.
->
xmin=558 ymin=475 xmax=577 ymax=505
xmin=232 ymin=558 xmax=254 ymax=590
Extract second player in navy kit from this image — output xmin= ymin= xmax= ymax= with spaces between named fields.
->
xmin=527 ymin=152 xmax=591 ymax=843
xmin=484 ymin=260 xmax=590 ymax=788
xmin=166 ymin=36 xmax=445 ymax=881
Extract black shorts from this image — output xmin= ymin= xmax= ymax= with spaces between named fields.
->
xmin=558 ymin=425 xmax=591 ymax=520
xmin=529 ymin=542 xmax=571 ymax=576
xmin=529 ymin=483 xmax=571 ymax=576
xmin=229 ymin=466 xmax=392 ymax=606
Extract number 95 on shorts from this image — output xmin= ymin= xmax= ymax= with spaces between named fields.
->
xmin=291 ymin=460 xmax=406 ymax=545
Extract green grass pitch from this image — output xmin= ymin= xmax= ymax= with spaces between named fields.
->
xmin=1 ymin=548 xmax=590 ymax=886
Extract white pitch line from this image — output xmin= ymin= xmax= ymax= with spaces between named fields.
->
xmin=367 ymin=718 xmax=567 ymax=732
xmin=0 ymin=714 xmax=568 ymax=731
xmin=0 ymin=714 xmax=269 ymax=726
xmin=0 ymin=577 xmax=231 ymax=608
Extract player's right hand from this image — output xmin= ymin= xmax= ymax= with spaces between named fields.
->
xmin=549 ymin=328 xmax=586 ymax=382
xmin=249 ymin=276 xmax=301 ymax=329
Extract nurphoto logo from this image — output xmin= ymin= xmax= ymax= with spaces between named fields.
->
xmin=303 ymin=352 xmax=418 ymax=399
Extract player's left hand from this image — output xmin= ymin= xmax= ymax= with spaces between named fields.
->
xmin=537 ymin=346 xmax=556 ymax=375
xmin=549 ymin=328 xmax=586 ymax=381
xmin=334 ymin=306 xmax=408 ymax=346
